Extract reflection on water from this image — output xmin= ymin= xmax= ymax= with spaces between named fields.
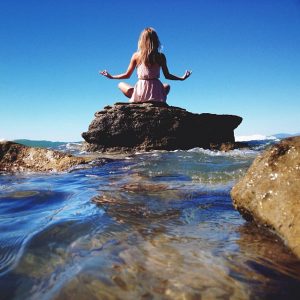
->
xmin=0 ymin=149 xmax=300 ymax=299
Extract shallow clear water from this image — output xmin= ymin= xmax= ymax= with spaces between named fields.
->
xmin=1 ymin=142 xmax=300 ymax=300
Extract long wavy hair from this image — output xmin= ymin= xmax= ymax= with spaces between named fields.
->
xmin=137 ymin=27 xmax=161 ymax=66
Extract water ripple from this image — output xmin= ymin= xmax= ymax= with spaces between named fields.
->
xmin=1 ymin=146 xmax=300 ymax=299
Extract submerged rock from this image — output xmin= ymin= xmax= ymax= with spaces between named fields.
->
xmin=82 ymin=102 xmax=242 ymax=152
xmin=231 ymin=136 xmax=300 ymax=258
xmin=0 ymin=141 xmax=90 ymax=172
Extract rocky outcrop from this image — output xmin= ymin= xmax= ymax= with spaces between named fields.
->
xmin=82 ymin=102 xmax=242 ymax=152
xmin=231 ymin=136 xmax=300 ymax=258
xmin=0 ymin=141 xmax=91 ymax=172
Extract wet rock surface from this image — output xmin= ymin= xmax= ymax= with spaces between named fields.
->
xmin=231 ymin=136 xmax=300 ymax=258
xmin=0 ymin=141 xmax=90 ymax=172
xmin=82 ymin=102 xmax=242 ymax=152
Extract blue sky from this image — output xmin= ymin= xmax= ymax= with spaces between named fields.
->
xmin=0 ymin=0 xmax=299 ymax=141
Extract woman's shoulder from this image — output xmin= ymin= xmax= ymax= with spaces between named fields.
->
xmin=157 ymin=52 xmax=166 ymax=65
xmin=132 ymin=52 xmax=140 ymax=60
xmin=129 ymin=52 xmax=140 ymax=65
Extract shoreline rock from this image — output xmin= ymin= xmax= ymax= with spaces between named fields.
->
xmin=0 ymin=141 xmax=92 ymax=173
xmin=82 ymin=102 xmax=243 ymax=152
xmin=231 ymin=136 xmax=300 ymax=258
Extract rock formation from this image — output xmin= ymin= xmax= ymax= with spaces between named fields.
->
xmin=82 ymin=102 xmax=242 ymax=152
xmin=0 ymin=141 xmax=91 ymax=172
xmin=231 ymin=136 xmax=300 ymax=258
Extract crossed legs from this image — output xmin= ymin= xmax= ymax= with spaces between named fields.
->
xmin=118 ymin=82 xmax=134 ymax=99
xmin=163 ymin=84 xmax=170 ymax=95
xmin=118 ymin=82 xmax=171 ymax=99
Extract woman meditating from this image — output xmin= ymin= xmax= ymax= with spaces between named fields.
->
xmin=100 ymin=27 xmax=192 ymax=103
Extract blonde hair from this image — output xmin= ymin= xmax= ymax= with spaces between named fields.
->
xmin=137 ymin=27 xmax=161 ymax=66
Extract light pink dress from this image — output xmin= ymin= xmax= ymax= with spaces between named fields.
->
xmin=130 ymin=63 xmax=167 ymax=103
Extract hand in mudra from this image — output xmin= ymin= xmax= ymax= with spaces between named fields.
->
xmin=182 ymin=70 xmax=192 ymax=80
xmin=99 ymin=70 xmax=113 ymax=79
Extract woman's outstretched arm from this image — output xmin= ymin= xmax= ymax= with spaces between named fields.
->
xmin=100 ymin=52 xmax=138 ymax=79
xmin=160 ymin=53 xmax=192 ymax=81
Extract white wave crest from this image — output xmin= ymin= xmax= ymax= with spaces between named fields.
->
xmin=187 ymin=147 xmax=258 ymax=158
xmin=235 ymin=134 xmax=277 ymax=142
xmin=65 ymin=142 xmax=83 ymax=150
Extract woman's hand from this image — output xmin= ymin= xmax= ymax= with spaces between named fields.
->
xmin=99 ymin=70 xmax=113 ymax=79
xmin=182 ymin=70 xmax=192 ymax=80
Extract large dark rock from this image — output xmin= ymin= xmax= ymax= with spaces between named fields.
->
xmin=82 ymin=102 xmax=242 ymax=152
xmin=231 ymin=136 xmax=300 ymax=258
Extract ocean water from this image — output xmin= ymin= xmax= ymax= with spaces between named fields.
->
xmin=1 ymin=138 xmax=300 ymax=300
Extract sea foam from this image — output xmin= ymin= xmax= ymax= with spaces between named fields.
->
xmin=235 ymin=134 xmax=277 ymax=142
